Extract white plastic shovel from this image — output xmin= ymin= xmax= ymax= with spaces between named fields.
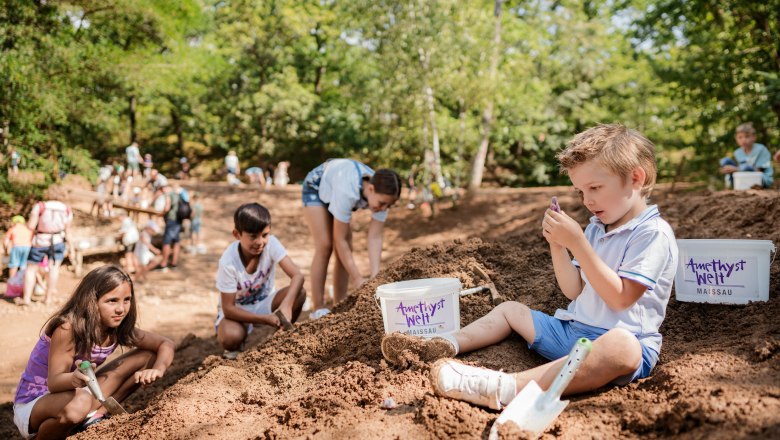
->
xmin=489 ymin=338 xmax=592 ymax=439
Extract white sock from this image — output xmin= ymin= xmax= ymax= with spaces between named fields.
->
xmin=439 ymin=334 xmax=460 ymax=355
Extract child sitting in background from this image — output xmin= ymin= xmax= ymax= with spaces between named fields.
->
xmin=133 ymin=221 xmax=162 ymax=283
xmin=382 ymin=124 xmax=678 ymax=410
xmin=215 ymin=203 xmax=306 ymax=359
xmin=118 ymin=213 xmax=140 ymax=274
xmin=13 ymin=265 xmax=174 ymax=439
xmin=4 ymin=258 xmax=46 ymax=299
xmin=719 ymin=122 xmax=774 ymax=188
xmin=4 ymin=215 xmax=32 ymax=279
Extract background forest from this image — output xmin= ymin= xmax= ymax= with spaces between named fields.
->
xmin=1 ymin=0 xmax=779 ymax=193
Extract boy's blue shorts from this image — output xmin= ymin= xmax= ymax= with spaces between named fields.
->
xmin=529 ymin=310 xmax=659 ymax=386
xmin=8 ymin=246 xmax=31 ymax=269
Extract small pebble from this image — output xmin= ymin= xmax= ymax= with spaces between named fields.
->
xmin=380 ymin=397 xmax=397 ymax=409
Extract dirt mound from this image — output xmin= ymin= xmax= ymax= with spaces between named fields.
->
xmin=65 ymin=188 xmax=780 ymax=439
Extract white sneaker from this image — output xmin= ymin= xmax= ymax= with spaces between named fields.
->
xmin=430 ymin=359 xmax=516 ymax=410
xmin=222 ymin=350 xmax=240 ymax=360
xmin=310 ymin=308 xmax=331 ymax=320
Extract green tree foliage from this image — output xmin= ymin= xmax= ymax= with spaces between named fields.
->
xmin=630 ymin=0 xmax=780 ymax=169
xmin=0 ymin=0 xmax=208 ymax=180
xmin=1 ymin=0 xmax=775 ymax=190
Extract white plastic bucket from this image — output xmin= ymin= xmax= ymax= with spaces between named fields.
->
xmin=675 ymin=239 xmax=776 ymax=304
xmin=375 ymin=278 xmax=461 ymax=338
xmin=732 ymin=171 xmax=764 ymax=190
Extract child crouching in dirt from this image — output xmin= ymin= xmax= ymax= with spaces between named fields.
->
xmin=215 ymin=203 xmax=306 ymax=359
xmin=382 ymin=124 xmax=679 ymax=410
xmin=13 ymin=265 xmax=174 ymax=439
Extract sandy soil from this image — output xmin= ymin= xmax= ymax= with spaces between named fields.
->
xmin=1 ymin=182 xmax=778 ymax=439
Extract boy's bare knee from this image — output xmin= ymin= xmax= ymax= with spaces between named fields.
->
xmin=218 ymin=327 xmax=245 ymax=350
xmin=495 ymin=301 xmax=530 ymax=318
xmin=220 ymin=335 xmax=242 ymax=350
xmin=603 ymin=328 xmax=642 ymax=373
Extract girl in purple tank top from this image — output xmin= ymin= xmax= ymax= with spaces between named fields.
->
xmin=13 ymin=265 xmax=175 ymax=439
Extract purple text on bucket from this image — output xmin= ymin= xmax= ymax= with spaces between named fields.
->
xmin=395 ymin=299 xmax=446 ymax=327
xmin=685 ymin=258 xmax=747 ymax=286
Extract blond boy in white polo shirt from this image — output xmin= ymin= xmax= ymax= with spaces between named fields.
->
xmin=381 ymin=124 xmax=679 ymax=410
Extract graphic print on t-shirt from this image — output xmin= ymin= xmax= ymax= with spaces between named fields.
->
xmin=235 ymin=267 xmax=273 ymax=306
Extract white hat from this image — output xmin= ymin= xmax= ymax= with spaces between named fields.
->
xmin=145 ymin=220 xmax=160 ymax=233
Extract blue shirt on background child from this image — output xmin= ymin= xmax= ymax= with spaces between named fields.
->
xmin=733 ymin=143 xmax=773 ymax=187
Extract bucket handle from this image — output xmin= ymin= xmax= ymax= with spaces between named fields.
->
xmin=771 ymin=244 xmax=777 ymax=266
xmin=373 ymin=293 xmax=381 ymax=310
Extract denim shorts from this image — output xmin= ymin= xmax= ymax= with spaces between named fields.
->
xmin=8 ymin=246 xmax=31 ymax=269
xmin=301 ymin=164 xmax=327 ymax=207
xmin=191 ymin=219 xmax=201 ymax=234
xmin=529 ymin=310 xmax=659 ymax=385
xmin=162 ymin=220 xmax=182 ymax=245
xmin=28 ymin=243 xmax=66 ymax=263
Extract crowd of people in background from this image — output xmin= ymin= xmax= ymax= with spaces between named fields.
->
xmin=4 ymin=126 xmax=780 ymax=310
xmin=1 ymin=140 xmax=299 ymax=308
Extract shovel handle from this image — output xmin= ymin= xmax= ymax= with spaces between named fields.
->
xmin=460 ymin=286 xmax=487 ymax=296
xmin=78 ymin=361 xmax=106 ymax=402
xmin=538 ymin=338 xmax=592 ymax=408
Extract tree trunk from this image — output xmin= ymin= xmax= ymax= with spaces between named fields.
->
xmin=424 ymin=84 xmax=445 ymax=188
xmin=1 ymin=120 xmax=9 ymax=152
xmin=49 ymin=141 xmax=60 ymax=183
xmin=417 ymin=45 xmax=445 ymax=189
xmin=170 ymin=107 xmax=184 ymax=157
xmin=456 ymin=97 xmax=466 ymax=189
xmin=313 ymin=23 xmax=326 ymax=95
xmin=128 ymin=95 xmax=137 ymax=143
xmin=468 ymin=0 xmax=503 ymax=192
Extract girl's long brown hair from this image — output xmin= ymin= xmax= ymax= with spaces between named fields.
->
xmin=44 ymin=265 xmax=138 ymax=359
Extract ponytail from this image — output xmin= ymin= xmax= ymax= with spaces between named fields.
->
xmin=371 ymin=169 xmax=402 ymax=198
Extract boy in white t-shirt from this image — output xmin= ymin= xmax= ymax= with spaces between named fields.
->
xmin=215 ymin=203 xmax=305 ymax=359
xmin=381 ymin=124 xmax=679 ymax=410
